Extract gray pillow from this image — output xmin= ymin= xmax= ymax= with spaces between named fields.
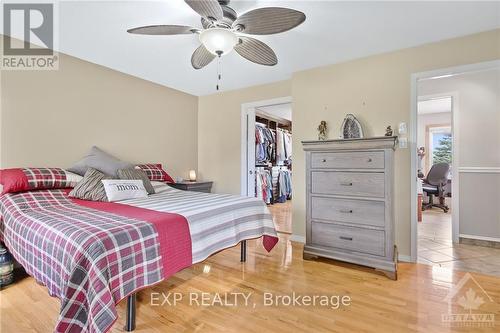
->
xmin=118 ymin=169 xmax=155 ymax=194
xmin=68 ymin=146 xmax=133 ymax=177
xmin=68 ymin=168 xmax=110 ymax=202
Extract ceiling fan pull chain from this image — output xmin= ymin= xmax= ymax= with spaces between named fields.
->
xmin=216 ymin=53 xmax=222 ymax=91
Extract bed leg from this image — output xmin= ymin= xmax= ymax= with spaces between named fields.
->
xmin=240 ymin=240 xmax=247 ymax=262
xmin=124 ymin=294 xmax=136 ymax=331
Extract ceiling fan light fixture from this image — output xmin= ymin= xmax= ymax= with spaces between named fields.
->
xmin=199 ymin=28 xmax=238 ymax=56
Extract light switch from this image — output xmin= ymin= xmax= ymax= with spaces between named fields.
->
xmin=398 ymin=122 xmax=408 ymax=135
xmin=399 ymin=137 xmax=408 ymax=149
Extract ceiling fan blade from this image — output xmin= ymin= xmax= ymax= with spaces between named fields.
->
xmin=127 ymin=25 xmax=197 ymax=35
xmin=233 ymin=7 xmax=306 ymax=35
xmin=234 ymin=36 xmax=277 ymax=66
xmin=185 ymin=0 xmax=223 ymax=21
xmin=191 ymin=44 xmax=216 ymax=69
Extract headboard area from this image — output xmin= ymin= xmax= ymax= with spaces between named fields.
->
xmin=0 ymin=47 xmax=198 ymax=180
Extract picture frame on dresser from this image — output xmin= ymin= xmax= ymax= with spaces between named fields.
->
xmin=302 ymin=136 xmax=398 ymax=280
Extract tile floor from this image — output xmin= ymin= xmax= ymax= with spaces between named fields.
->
xmin=267 ymin=199 xmax=500 ymax=277
xmin=418 ymin=205 xmax=500 ymax=277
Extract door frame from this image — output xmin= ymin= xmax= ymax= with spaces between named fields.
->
xmin=409 ymin=59 xmax=500 ymax=262
xmin=240 ymin=96 xmax=292 ymax=196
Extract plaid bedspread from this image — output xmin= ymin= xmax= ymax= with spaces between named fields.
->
xmin=0 ymin=190 xmax=164 ymax=332
xmin=0 ymin=186 xmax=278 ymax=332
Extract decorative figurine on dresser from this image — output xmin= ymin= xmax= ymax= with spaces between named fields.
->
xmin=302 ymin=136 xmax=398 ymax=279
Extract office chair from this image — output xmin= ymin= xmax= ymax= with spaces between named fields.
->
xmin=422 ymin=162 xmax=450 ymax=213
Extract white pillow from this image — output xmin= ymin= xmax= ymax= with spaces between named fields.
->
xmin=65 ymin=170 xmax=83 ymax=187
xmin=102 ymin=179 xmax=148 ymax=202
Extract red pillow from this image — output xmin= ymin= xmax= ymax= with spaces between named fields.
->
xmin=0 ymin=168 xmax=81 ymax=195
xmin=136 ymin=164 xmax=175 ymax=183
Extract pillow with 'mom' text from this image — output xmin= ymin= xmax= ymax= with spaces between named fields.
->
xmin=102 ymin=179 xmax=148 ymax=202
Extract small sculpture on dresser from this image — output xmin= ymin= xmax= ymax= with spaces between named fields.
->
xmin=385 ymin=126 xmax=393 ymax=136
xmin=340 ymin=114 xmax=364 ymax=139
xmin=317 ymin=121 xmax=328 ymax=140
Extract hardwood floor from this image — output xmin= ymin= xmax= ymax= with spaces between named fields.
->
xmin=267 ymin=200 xmax=292 ymax=234
xmin=2 ymin=234 xmax=500 ymax=332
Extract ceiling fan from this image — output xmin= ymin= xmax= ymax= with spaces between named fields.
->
xmin=127 ymin=0 xmax=306 ymax=70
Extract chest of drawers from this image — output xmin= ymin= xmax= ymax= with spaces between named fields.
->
xmin=302 ymin=137 xmax=398 ymax=279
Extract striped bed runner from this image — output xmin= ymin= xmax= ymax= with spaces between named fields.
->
xmin=121 ymin=184 xmax=278 ymax=263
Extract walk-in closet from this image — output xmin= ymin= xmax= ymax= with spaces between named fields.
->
xmin=254 ymin=109 xmax=292 ymax=209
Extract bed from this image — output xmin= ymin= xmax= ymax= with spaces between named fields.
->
xmin=0 ymin=181 xmax=278 ymax=333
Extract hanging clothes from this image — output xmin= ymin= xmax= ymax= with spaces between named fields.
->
xmin=276 ymin=128 xmax=286 ymax=164
xmin=255 ymin=168 xmax=273 ymax=204
xmin=276 ymin=169 xmax=292 ymax=203
xmin=255 ymin=123 xmax=276 ymax=164
xmin=276 ymin=128 xmax=292 ymax=165
xmin=283 ymin=131 xmax=292 ymax=161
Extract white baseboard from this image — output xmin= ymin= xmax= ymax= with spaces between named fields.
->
xmin=398 ymin=254 xmax=413 ymax=263
xmin=290 ymin=235 xmax=306 ymax=243
xmin=459 ymin=234 xmax=500 ymax=243
xmin=458 ymin=167 xmax=500 ymax=174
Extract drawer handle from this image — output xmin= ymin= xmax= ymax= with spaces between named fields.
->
xmin=340 ymin=182 xmax=353 ymax=186
xmin=340 ymin=209 xmax=353 ymax=214
xmin=367 ymin=158 xmax=373 ymax=162
xmin=340 ymin=236 xmax=353 ymax=241
xmin=322 ymin=159 xmax=327 ymax=163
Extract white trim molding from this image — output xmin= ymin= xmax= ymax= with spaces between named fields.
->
xmin=398 ymin=254 xmax=412 ymax=263
xmin=459 ymin=167 xmax=500 ymax=174
xmin=460 ymin=234 xmax=500 ymax=243
xmin=240 ymin=96 xmax=292 ymax=196
xmin=409 ymin=59 xmax=500 ymax=263
xmin=290 ymin=235 xmax=306 ymax=243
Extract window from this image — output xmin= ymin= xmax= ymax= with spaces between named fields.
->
xmin=427 ymin=126 xmax=452 ymax=178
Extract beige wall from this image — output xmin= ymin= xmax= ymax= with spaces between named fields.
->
xmin=199 ymin=29 xmax=500 ymax=257
xmin=198 ymin=80 xmax=291 ymax=194
xmin=1 ymin=38 xmax=198 ymax=180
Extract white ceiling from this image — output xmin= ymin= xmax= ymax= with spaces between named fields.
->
xmin=417 ymin=97 xmax=452 ymax=115
xmin=2 ymin=1 xmax=500 ymax=96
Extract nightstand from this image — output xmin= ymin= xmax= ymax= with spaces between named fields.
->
xmin=169 ymin=181 xmax=213 ymax=193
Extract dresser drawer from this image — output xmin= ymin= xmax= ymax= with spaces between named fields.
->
xmin=311 ymin=222 xmax=385 ymax=256
xmin=311 ymin=197 xmax=385 ymax=227
xmin=311 ymin=172 xmax=385 ymax=198
xmin=311 ymin=151 xmax=384 ymax=169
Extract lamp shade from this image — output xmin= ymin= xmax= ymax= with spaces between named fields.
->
xmin=189 ymin=170 xmax=197 ymax=181
xmin=199 ymin=28 xmax=238 ymax=56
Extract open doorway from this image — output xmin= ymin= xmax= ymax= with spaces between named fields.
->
xmin=416 ymin=95 xmax=454 ymax=256
xmin=241 ymin=97 xmax=293 ymax=235
xmin=411 ymin=62 xmax=500 ymax=276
